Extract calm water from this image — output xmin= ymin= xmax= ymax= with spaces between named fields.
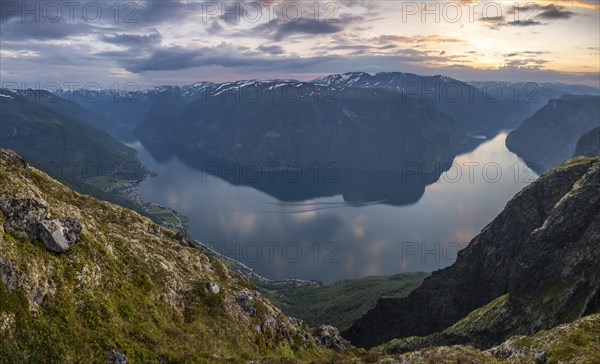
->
xmin=129 ymin=132 xmax=537 ymax=283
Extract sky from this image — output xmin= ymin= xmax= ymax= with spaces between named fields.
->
xmin=1 ymin=0 xmax=599 ymax=88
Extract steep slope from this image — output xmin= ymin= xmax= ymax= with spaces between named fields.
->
xmin=506 ymin=96 xmax=600 ymax=172
xmin=575 ymin=127 xmax=600 ymax=157
xmin=135 ymin=82 xmax=468 ymax=172
xmin=0 ymin=149 xmax=347 ymax=362
xmin=345 ymin=156 xmax=600 ymax=349
xmin=0 ymin=89 xmax=146 ymax=181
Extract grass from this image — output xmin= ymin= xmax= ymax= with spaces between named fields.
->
xmin=257 ymin=272 xmax=428 ymax=331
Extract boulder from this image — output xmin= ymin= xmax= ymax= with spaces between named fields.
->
xmin=37 ymin=218 xmax=82 ymax=253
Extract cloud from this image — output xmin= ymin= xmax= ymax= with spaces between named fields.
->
xmin=370 ymin=34 xmax=468 ymax=44
xmin=537 ymin=4 xmax=576 ymax=20
xmin=252 ymin=18 xmax=344 ymax=41
xmin=507 ymin=20 xmax=544 ymax=26
xmin=257 ymin=45 xmax=285 ymax=55
xmin=100 ymin=29 xmax=162 ymax=48
xmin=108 ymin=43 xmax=331 ymax=73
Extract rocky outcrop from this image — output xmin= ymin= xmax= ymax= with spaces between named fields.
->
xmin=0 ymin=198 xmax=81 ymax=253
xmin=314 ymin=325 xmax=351 ymax=350
xmin=0 ymin=198 xmax=48 ymax=238
xmin=506 ymin=96 xmax=600 ymax=172
xmin=345 ymin=157 xmax=600 ymax=350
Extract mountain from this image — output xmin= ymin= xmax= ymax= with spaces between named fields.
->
xmin=0 ymin=89 xmax=147 ymax=181
xmin=0 ymin=148 xmax=352 ymax=361
xmin=506 ymin=96 xmax=600 ymax=172
xmin=53 ymin=73 xmax=598 ymax=138
xmin=344 ymin=156 xmax=600 ymax=350
xmin=54 ymin=83 xmax=219 ymax=134
xmin=575 ymin=127 xmax=600 ymax=157
xmin=312 ymin=72 xmax=588 ymax=135
xmin=134 ymin=81 xmax=468 ymax=172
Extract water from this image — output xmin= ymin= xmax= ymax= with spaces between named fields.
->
xmin=129 ymin=132 xmax=537 ymax=283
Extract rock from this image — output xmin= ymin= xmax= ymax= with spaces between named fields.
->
xmin=106 ymin=350 xmax=127 ymax=364
xmin=0 ymin=148 xmax=28 ymax=170
xmin=314 ymin=325 xmax=350 ymax=350
xmin=234 ymin=290 xmax=256 ymax=317
xmin=175 ymin=231 xmax=194 ymax=247
xmin=262 ymin=316 xmax=278 ymax=339
xmin=37 ymin=218 xmax=82 ymax=253
xmin=534 ymin=352 xmax=547 ymax=363
xmin=208 ymin=282 xmax=220 ymax=294
xmin=0 ymin=198 xmax=48 ymax=238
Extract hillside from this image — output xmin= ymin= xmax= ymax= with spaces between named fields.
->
xmin=506 ymin=96 xmax=600 ymax=172
xmin=258 ymin=272 xmax=428 ymax=331
xmin=379 ymin=313 xmax=600 ymax=363
xmin=575 ymin=127 xmax=600 ymax=157
xmin=0 ymin=89 xmax=147 ymax=182
xmin=345 ymin=156 xmax=600 ymax=350
xmin=0 ymin=148 xmax=351 ymax=362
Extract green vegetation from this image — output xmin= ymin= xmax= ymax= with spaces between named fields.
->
xmin=257 ymin=272 xmax=428 ymax=331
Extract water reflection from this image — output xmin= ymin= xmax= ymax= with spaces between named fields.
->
xmin=131 ymin=132 xmax=537 ymax=283
xmin=138 ymin=139 xmax=458 ymax=207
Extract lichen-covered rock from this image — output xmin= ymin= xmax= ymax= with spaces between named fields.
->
xmin=314 ymin=325 xmax=351 ymax=350
xmin=0 ymin=198 xmax=48 ymax=238
xmin=262 ymin=316 xmax=278 ymax=339
xmin=234 ymin=290 xmax=256 ymax=317
xmin=37 ymin=217 xmax=82 ymax=253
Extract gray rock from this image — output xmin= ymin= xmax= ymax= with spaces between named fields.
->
xmin=106 ymin=350 xmax=127 ymax=364
xmin=534 ymin=351 xmax=547 ymax=363
xmin=314 ymin=325 xmax=350 ymax=350
xmin=0 ymin=198 xmax=48 ymax=238
xmin=0 ymin=148 xmax=28 ymax=170
xmin=262 ymin=316 xmax=278 ymax=339
xmin=234 ymin=291 xmax=256 ymax=317
xmin=37 ymin=218 xmax=82 ymax=253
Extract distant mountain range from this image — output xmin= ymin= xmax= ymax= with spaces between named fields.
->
xmin=3 ymin=71 xmax=598 ymax=192
xmin=53 ymin=72 xmax=599 ymax=137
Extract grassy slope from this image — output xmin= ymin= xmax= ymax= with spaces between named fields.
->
xmin=258 ymin=272 xmax=429 ymax=331
xmin=387 ymin=313 xmax=600 ymax=363
xmin=0 ymin=150 xmax=340 ymax=363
